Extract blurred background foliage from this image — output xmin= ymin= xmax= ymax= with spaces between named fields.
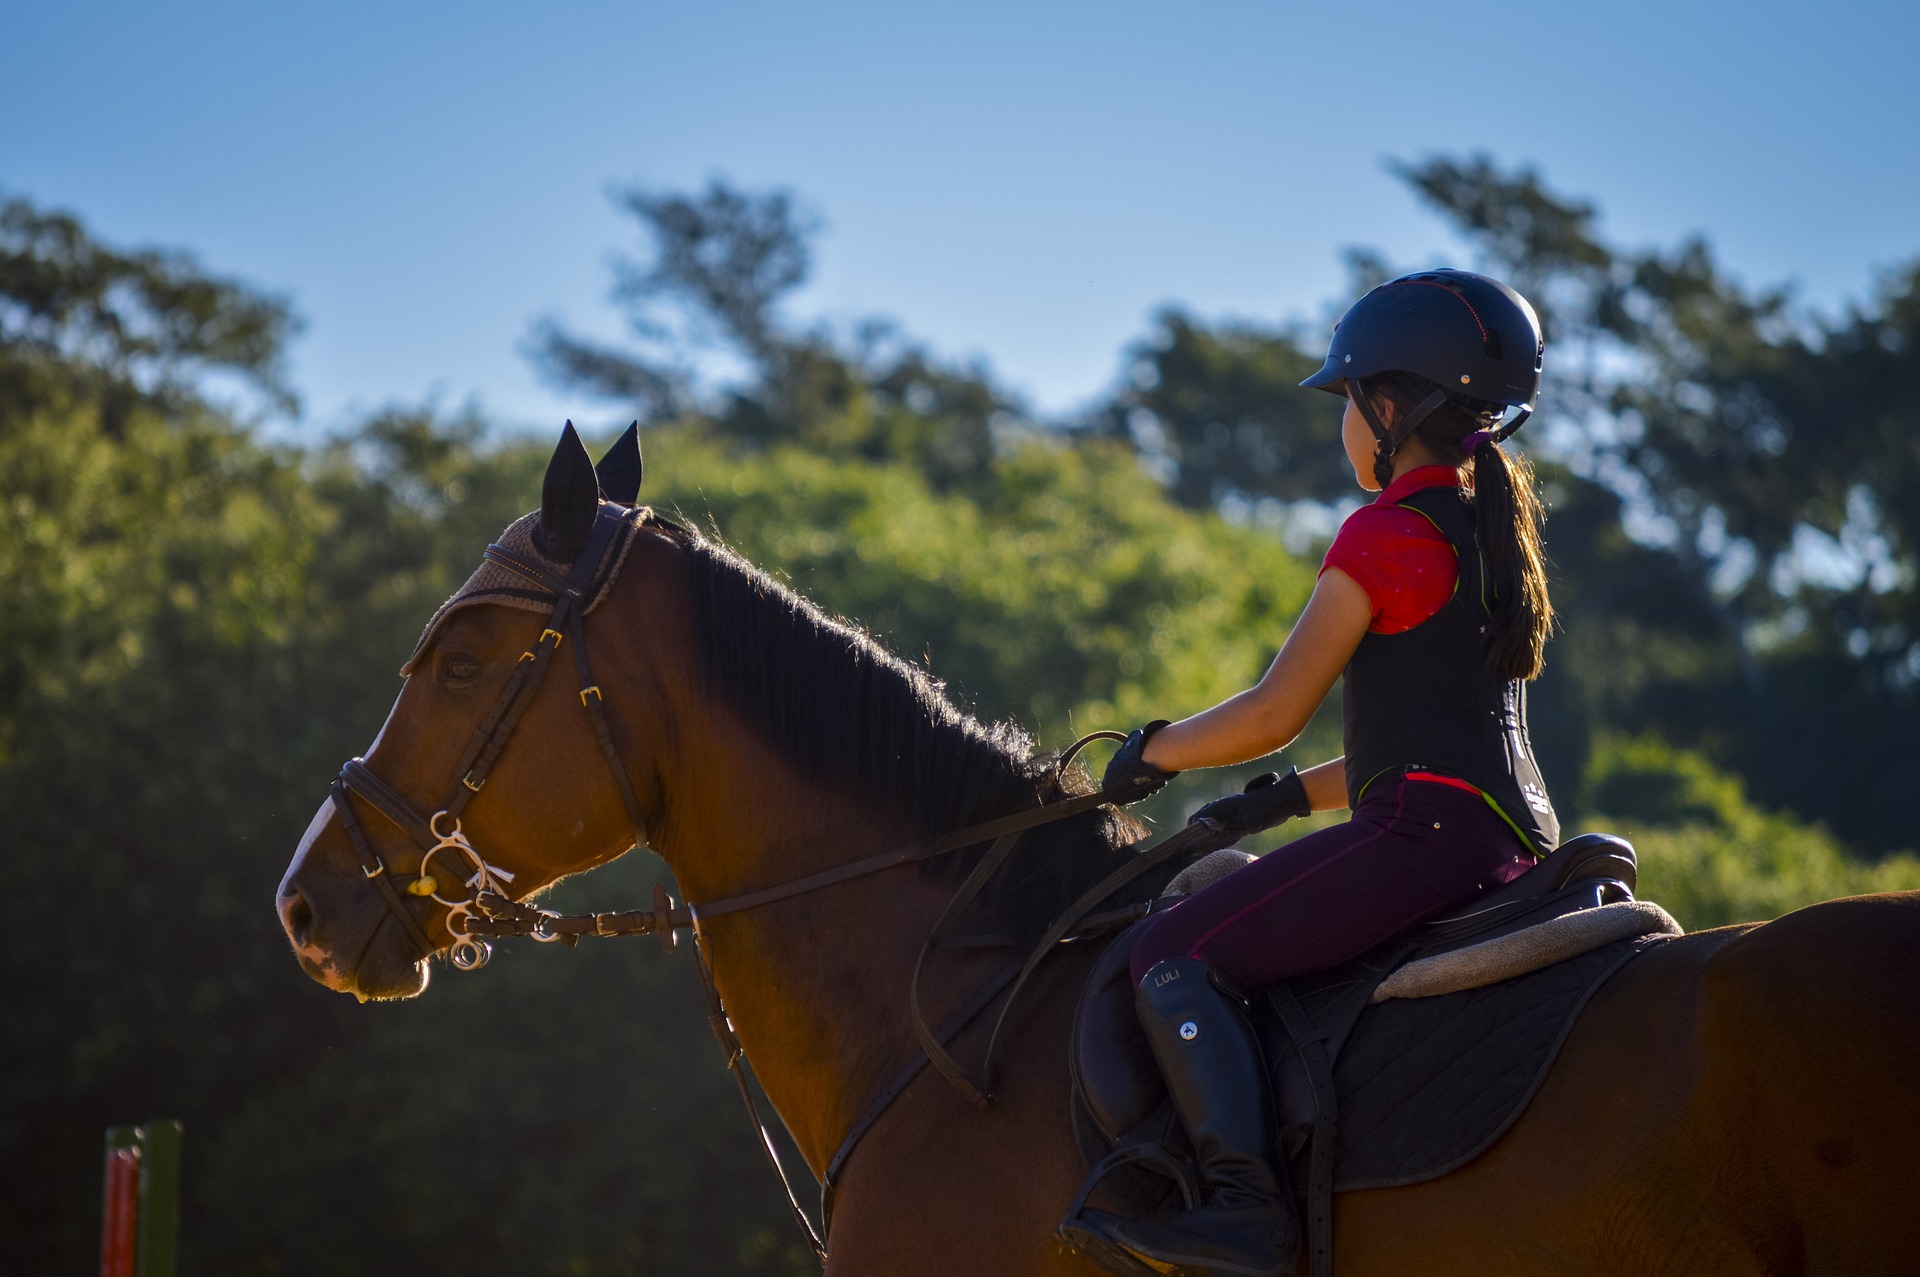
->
xmin=4 ymin=155 xmax=1917 ymax=1274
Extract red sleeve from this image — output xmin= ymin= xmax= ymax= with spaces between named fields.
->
xmin=1320 ymin=504 xmax=1458 ymax=634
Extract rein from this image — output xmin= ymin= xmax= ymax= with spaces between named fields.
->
xmin=460 ymin=783 xmax=1120 ymax=947
xmin=326 ymin=503 xmax=1226 ymax=1265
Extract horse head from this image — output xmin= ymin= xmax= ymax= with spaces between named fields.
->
xmin=277 ymin=421 xmax=681 ymax=1000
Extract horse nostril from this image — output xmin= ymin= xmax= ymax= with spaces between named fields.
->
xmin=281 ymin=887 xmax=315 ymax=947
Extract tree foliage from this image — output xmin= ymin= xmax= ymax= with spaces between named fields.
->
xmin=0 ymin=195 xmax=1310 ymax=1275
xmin=1581 ymin=735 xmax=1920 ymax=931
xmin=533 ymin=179 xmax=1020 ymax=490
xmin=0 ymin=193 xmax=298 ymax=420
xmin=650 ymin=428 xmax=1314 ymax=737
xmin=1102 ymin=309 xmax=1344 ymax=510
xmin=5 ymin=165 xmax=1917 ymax=1275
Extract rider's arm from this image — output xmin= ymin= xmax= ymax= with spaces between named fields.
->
xmin=1298 ymin=757 xmax=1349 ymax=813
xmin=1141 ymin=567 xmax=1372 ymax=773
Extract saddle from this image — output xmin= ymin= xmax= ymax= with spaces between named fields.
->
xmin=1061 ymin=833 xmax=1670 ymax=1277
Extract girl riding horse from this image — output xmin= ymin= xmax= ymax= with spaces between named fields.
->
xmin=1077 ymin=269 xmax=1558 ymax=1277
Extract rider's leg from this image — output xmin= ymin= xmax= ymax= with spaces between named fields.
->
xmin=1130 ymin=773 xmax=1531 ymax=987
xmin=1094 ymin=957 xmax=1298 ymax=1276
xmin=1082 ymin=776 xmax=1531 ymax=1274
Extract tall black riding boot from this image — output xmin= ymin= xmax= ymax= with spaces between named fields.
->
xmin=1093 ymin=958 xmax=1299 ymax=1276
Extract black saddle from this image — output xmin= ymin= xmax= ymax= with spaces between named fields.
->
xmin=1063 ymin=832 xmax=1640 ymax=1277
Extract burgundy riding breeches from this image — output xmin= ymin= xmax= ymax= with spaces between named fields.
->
xmin=1129 ymin=772 xmax=1537 ymax=989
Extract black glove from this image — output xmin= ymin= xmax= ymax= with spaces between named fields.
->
xmin=1189 ymin=768 xmax=1311 ymax=841
xmin=1103 ymin=721 xmax=1178 ymax=802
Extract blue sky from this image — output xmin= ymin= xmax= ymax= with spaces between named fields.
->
xmin=6 ymin=1 xmax=1915 ymax=433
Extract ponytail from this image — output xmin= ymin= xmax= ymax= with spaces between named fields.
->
xmin=1469 ymin=436 xmax=1553 ymax=680
xmin=1359 ymin=372 xmax=1556 ymax=680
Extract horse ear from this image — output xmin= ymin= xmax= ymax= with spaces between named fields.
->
xmin=594 ymin=421 xmax=643 ymax=505
xmin=534 ymin=421 xmax=599 ymax=562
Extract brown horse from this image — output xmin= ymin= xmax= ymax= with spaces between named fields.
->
xmin=278 ymin=430 xmax=1920 ymax=1275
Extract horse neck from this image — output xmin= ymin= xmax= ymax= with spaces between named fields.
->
xmin=646 ymin=690 xmax=1008 ymax=1175
xmin=599 ymin=531 xmax=1051 ymax=1175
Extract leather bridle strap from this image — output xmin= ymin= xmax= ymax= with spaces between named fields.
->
xmin=688 ymin=788 xmax=1116 ymax=923
xmin=820 ymin=819 xmax=1229 ymax=1232
xmin=691 ymin=933 xmax=830 ymax=1264
xmin=441 ymin=511 xmax=629 ymax=819
xmin=329 ymin=775 xmax=440 ymax=961
xmin=571 ymin=620 xmax=650 ymax=851
xmin=337 ymin=759 xmax=438 ymax=852
xmin=970 ymin=817 xmax=1223 ymax=1096
xmin=464 ymin=786 xmax=1120 ymax=942
xmin=901 ymin=812 xmax=1230 ymax=1113
xmin=821 ymin=957 xmax=1027 ymax=1224
xmin=330 ymin=505 xmax=639 ymax=961
xmin=907 ymin=831 xmax=1029 ymax=1106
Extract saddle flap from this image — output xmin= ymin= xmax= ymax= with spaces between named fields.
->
xmin=1260 ymin=944 xmax=1413 ymax=1155
xmin=1070 ymin=919 xmax=1166 ymax=1144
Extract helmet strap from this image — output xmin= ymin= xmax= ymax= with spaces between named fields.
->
xmin=1353 ymin=381 xmax=1449 ymax=489
xmin=1393 ymin=388 xmax=1450 ymax=446
xmin=1494 ymin=406 xmax=1533 ymax=442
xmin=1350 ymin=381 xmax=1396 ymax=488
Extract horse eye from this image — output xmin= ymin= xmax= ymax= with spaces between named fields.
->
xmin=438 ymin=654 xmax=483 ymax=688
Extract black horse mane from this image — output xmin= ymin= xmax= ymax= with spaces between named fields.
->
xmin=668 ymin=525 xmax=1148 ymax=937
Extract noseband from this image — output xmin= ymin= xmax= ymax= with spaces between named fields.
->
xmin=329 ymin=503 xmax=650 ymax=971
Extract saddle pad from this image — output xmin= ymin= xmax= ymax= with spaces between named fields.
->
xmin=1322 ymin=933 xmax=1662 ymax=1192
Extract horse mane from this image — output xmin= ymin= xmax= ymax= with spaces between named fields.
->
xmin=666 ymin=524 xmax=1149 ymax=938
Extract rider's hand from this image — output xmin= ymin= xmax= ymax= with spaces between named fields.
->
xmin=1103 ymin=721 xmax=1178 ymax=803
xmin=1189 ymin=768 xmax=1311 ymax=841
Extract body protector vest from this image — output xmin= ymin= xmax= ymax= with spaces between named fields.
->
xmin=1340 ymin=483 xmax=1559 ymax=855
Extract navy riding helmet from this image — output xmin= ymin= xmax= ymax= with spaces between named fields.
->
xmin=1301 ymin=268 xmax=1544 ymax=410
xmin=1302 ymin=269 xmax=1545 ymax=485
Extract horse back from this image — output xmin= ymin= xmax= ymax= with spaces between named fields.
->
xmin=1333 ymin=894 xmax=1920 ymax=1277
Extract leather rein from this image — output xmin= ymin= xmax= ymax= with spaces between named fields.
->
xmin=327 ymin=502 xmax=1221 ymax=1264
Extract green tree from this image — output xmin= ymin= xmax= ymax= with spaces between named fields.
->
xmin=1580 ymin=735 xmax=1920 ymax=931
xmin=1100 ymin=309 xmax=1344 ymax=511
xmin=531 ymin=179 xmax=1015 ymax=489
xmin=0 ymin=192 xmax=298 ymax=423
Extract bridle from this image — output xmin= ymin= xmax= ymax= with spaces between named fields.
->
xmin=323 ymin=499 xmax=1226 ymax=1263
xmin=329 ymin=502 xmax=649 ymax=972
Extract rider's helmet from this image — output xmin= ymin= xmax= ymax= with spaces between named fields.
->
xmin=1301 ymin=269 xmax=1544 ymax=483
xmin=1301 ymin=268 xmax=1543 ymax=408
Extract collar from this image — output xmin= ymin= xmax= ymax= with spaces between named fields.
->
xmin=1372 ymin=464 xmax=1461 ymax=506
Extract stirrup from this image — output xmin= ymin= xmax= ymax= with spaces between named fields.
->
xmin=1057 ymin=1141 xmax=1201 ymax=1275
xmin=1093 ymin=1204 xmax=1298 ymax=1277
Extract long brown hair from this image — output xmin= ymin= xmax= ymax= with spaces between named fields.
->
xmin=1359 ymin=370 xmax=1555 ymax=680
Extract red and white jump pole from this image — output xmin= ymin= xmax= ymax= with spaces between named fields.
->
xmin=100 ymin=1122 xmax=181 ymax=1277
